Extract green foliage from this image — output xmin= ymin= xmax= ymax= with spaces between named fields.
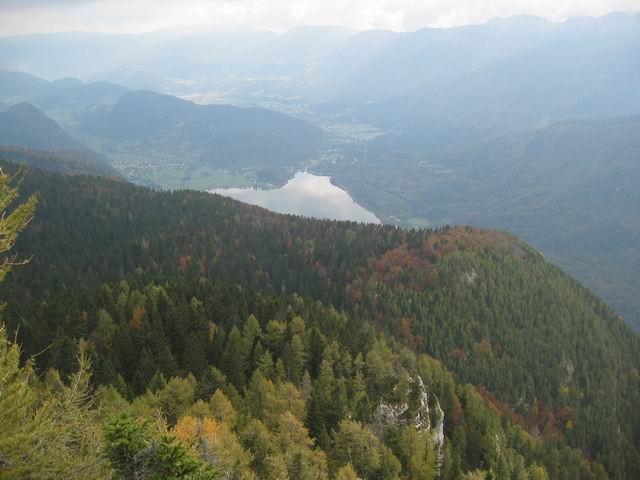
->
xmin=331 ymin=114 xmax=640 ymax=334
xmin=0 ymin=166 xmax=37 ymax=284
xmin=0 ymin=163 xmax=636 ymax=478
xmin=104 ymin=414 xmax=151 ymax=478
xmin=397 ymin=427 xmax=438 ymax=479
xmin=158 ymin=375 xmax=197 ymax=425
xmin=332 ymin=419 xmax=389 ymax=479
xmin=151 ymin=435 xmax=207 ymax=480
xmin=0 ymin=327 xmax=109 ymax=479
xmin=104 ymin=414 xmax=217 ymax=480
xmin=0 ymin=146 xmax=121 ymax=178
xmin=1 ymin=275 xmax=606 ymax=479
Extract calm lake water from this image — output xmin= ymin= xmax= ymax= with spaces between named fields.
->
xmin=210 ymin=172 xmax=380 ymax=224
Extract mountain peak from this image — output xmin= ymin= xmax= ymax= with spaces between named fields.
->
xmin=0 ymin=102 xmax=83 ymax=151
xmin=485 ymin=14 xmax=551 ymax=27
xmin=4 ymin=102 xmax=62 ymax=129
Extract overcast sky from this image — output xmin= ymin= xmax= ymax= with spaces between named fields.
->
xmin=1 ymin=0 xmax=639 ymax=36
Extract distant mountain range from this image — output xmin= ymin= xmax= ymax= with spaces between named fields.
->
xmin=3 ymin=14 xmax=638 ymax=148
xmin=0 ymin=69 xmax=81 ymax=99
xmin=1 ymin=13 xmax=639 ymax=332
xmin=2 ymin=13 xmax=638 ymax=111
xmin=357 ymin=13 xmax=640 ymax=150
xmin=0 ymin=71 xmax=326 ymax=189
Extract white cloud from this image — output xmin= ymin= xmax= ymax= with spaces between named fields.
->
xmin=0 ymin=0 xmax=639 ymax=36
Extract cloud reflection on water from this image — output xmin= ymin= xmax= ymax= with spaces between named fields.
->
xmin=210 ymin=172 xmax=380 ymax=224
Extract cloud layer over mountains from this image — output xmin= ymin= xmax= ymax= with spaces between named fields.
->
xmin=1 ymin=0 xmax=639 ymax=36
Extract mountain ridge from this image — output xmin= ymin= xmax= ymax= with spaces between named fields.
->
xmin=322 ymin=112 xmax=640 ymax=332
xmin=1 ymin=161 xmax=638 ymax=477
xmin=0 ymin=101 xmax=88 ymax=151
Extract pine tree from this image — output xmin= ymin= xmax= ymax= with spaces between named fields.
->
xmin=132 ymin=347 xmax=157 ymax=394
xmin=196 ymin=365 xmax=227 ymax=400
xmin=224 ymin=326 xmax=247 ymax=387
xmin=287 ymin=334 xmax=306 ymax=383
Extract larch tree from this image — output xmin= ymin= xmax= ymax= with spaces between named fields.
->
xmin=0 ymin=167 xmax=37 ymax=285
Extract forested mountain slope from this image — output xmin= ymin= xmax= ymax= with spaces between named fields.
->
xmin=0 ymin=282 xmax=604 ymax=480
xmin=326 ymin=114 xmax=640 ymax=332
xmin=0 ymin=71 xmax=329 ymax=190
xmin=1 ymin=161 xmax=639 ymax=478
xmin=75 ymin=89 xmax=327 ymax=189
xmin=83 ymin=89 xmax=325 ymax=167
xmin=0 ymin=146 xmax=122 ymax=178
xmin=0 ymin=105 xmax=121 ymax=178
xmin=0 ymin=102 xmax=87 ymax=151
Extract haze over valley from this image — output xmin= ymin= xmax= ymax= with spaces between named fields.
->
xmin=1 ymin=12 xmax=639 ymax=331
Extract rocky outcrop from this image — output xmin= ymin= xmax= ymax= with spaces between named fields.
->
xmin=372 ymin=375 xmax=445 ymax=468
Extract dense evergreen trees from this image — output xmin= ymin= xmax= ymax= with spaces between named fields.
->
xmin=1 ymin=278 xmax=609 ymax=479
xmin=1 ymin=160 xmax=639 ymax=478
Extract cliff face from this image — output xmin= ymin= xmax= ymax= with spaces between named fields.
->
xmin=373 ymin=375 xmax=445 ymax=466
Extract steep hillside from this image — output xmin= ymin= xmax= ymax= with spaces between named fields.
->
xmin=0 ymin=102 xmax=87 ymax=150
xmin=324 ymin=115 xmax=640 ymax=332
xmin=29 ymin=80 xmax=128 ymax=113
xmin=78 ymin=90 xmax=327 ymax=189
xmin=0 ymin=276 xmax=605 ymax=479
xmin=86 ymin=90 xmax=322 ymax=148
xmin=2 ymin=163 xmax=639 ymax=477
xmin=0 ymin=103 xmax=122 ymax=178
xmin=0 ymin=71 xmax=328 ymax=189
xmin=0 ymin=146 xmax=122 ymax=178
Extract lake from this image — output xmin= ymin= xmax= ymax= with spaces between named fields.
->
xmin=210 ymin=172 xmax=380 ymax=224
